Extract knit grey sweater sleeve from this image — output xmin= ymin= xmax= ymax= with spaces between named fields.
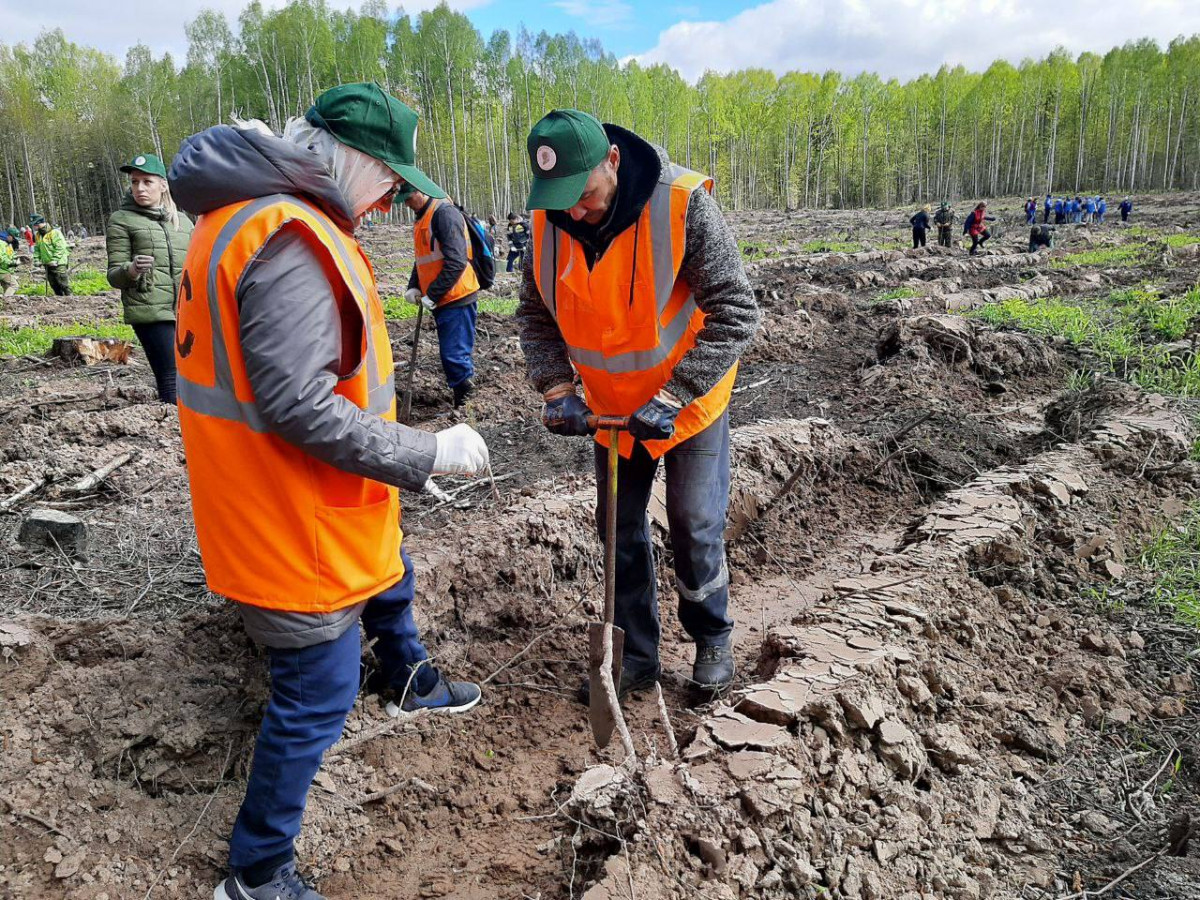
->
xmin=238 ymin=226 xmax=436 ymax=492
xmin=665 ymin=188 xmax=760 ymax=405
xmin=516 ymin=248 xmax=575 ymax=394
xmin=515 ymin=190 xmax=759 ymax=403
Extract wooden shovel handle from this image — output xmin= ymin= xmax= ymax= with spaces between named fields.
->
xmin=586 ymin=415 xmax=629 ymax=431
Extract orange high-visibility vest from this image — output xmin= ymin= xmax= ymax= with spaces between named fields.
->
xmin=413 ymin=198 xmax=479 ymax=306
xmin=532 ymin=163 xmax=737 ymax=459
xmin=175 ymin=194 xmax=403 ymax=613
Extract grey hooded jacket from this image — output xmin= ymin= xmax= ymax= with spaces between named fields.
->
xmin=170 ymin=125 xmax=436 ymax=648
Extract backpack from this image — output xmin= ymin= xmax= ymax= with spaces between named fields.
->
xmin=455 ymin=204 xmax=496 ymax=290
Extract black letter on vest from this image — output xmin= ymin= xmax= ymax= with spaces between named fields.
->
xmin=176 ymin=270 xmax=195 ymax=358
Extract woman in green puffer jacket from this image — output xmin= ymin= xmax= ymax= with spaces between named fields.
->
xmin=106 ymin=153 xmax=194 ymax=403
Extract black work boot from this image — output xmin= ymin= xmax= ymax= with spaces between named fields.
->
xmin=692 ymin=640 xmax=734 ymax=693
xmin=577 ymin=662 xmax=660 ymax=706
xmin=452 ymin=379 xmax=475 ymax=408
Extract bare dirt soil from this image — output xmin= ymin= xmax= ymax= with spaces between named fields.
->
xmin=2 ymin=194 xmax=1199 ymax=900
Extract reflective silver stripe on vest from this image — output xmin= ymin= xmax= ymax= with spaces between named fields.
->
xmin=416 ymin=249 xmax=443 ymax=265
xmin=177 ymin=194 xmax=285 ymax=429
xmin=536 ymin=169 xmax=703 ymax=376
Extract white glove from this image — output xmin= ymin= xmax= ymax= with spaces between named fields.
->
xmin=432 ymin=423 xmax=490 ymax=477
xmin=420 ymin=295 xmax=435 ymax=311
xmin=404 ymin=287 xmax=422 ymax=306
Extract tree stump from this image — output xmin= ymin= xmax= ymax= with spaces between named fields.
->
xmin=50 ymin=337 xmax=133 ymax=366
xmin=18 ymin=508 xmax=87 ymax=557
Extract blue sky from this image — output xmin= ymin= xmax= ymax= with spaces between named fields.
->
xmin=4 ymin=0 xmax=1200 ymax=83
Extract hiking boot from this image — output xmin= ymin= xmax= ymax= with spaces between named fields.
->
xmin=452 ymin=379 xmax=476 ymax=408
xmin=691 ymin=640 xmax=734 ymax=692
xmin=385 ymin=673 xmax=482 ymax=717
xmin=214 ymin=862 xmax=324 ymax=900
xmin=577 ymin=663 xmax=661 ymax=706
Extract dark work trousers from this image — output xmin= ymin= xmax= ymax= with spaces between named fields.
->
xmin=45 ymin=264 xmax=70 ymax=296
xmin=228 ymin=548 xmax=437 ymax=875
xmin=431 ymin=300 xmax=477 ymax=390
xmin=593 ymin=412 xmax=733 ymax=674
xmin=969 ymin=230 xmax=991 ymax=254
xmin=506 ymin=248 xmax=525 ymax=272
xmin=937 ymin=226 xmax=952 ymax=247
xmin=132 ymin=321 xmax=178 ymax=403
xmin=1043 ymin=208 xmax=1051 ymax=223
xmin=911 ymin=228 xmax=927 ymax=249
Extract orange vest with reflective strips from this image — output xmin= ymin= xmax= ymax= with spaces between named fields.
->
xmin=532 ymin=164 xmax=736 ymax=459
xmin=413 ymin=198 xmax=479 ymax=306
xmin=174 ymin=194 xmax=403 ymax=613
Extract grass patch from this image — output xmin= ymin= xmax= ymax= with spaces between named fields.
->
xmin=0 ymin=319 xmax=136 ymax=357
xmin=15 ymin=267 xmax=111 ymax=296
xmin=738 ymin=240 xmax=771 ymax=263
xmin=800 ymin=239 xmax=863 ymax=254
xmin=1164 ymin=233 xmax=1200 ymax=249
xmin=872 ymin=286 xmax=921 ymax=304
xmin=382 ymin=295 xmax=518 ymax=321
xmin=1051 ymin=244 xmax=1146 ymax=268
xmin=970 ymin=285 xmax=1200 ymax=398
xmin=1140 ymin=502 xmax=1200 ymax=627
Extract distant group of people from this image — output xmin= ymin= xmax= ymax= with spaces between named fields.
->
xmin=1 ymin=216 xmax=72 ymax=297
xmin=1037 ymin=194 xmax=1132 ymax=226
xmin=909 ymin=200 xmax=993 ymax=254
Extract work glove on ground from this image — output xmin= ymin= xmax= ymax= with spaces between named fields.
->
xmin=431 ymin=423 xmax=490 ymax=476
xmin=541 ymin=384 xmax=593 ymax=436
xmin=628 ymin=391 xmax=683 ymax=442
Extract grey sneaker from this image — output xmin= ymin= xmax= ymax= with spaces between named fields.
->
xmin=214 ymin=862 xmax=324 ymax=900
xmin=385 ymin=673 xmax=482 ymax=717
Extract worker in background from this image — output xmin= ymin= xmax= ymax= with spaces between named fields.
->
xmin=1096 ymin=196 xmax=1107 ymax=224
xmin=517 ymin=109 xmax=760 ymax=699
xmin=965 ymin=201 xmax=995 ymax=255
xmin=1043 ymin=194 xmax=1052 ymax=224
xmin=505 ymin=211 xmax=530 ymax=272
xmin=1054 ymin=196 xmax=1065 ymax=225
xmin=29 ymin=214 xmax=70 ymax=295
xmin=1025 ymin=197 xmax=1037 ymax=225
xmin=1028 ymin=223 xmax=1055 ymax=254
xmin=168 ymin=82 xmax=488 ymax=900
xmin=1120 ymin=197 xmax=1133 ymax=222
xmin=0 ymin=231 xmax=17 ymax=297
xmin=401 ymin=182 xmax=481 ymax=408
xmin=105 ymin=153 xmax=194 ymax=403
xmin=909 ymin=204 xmax=931 ymax=248
xmin=934 ymin=201 xmax=955 ymax=248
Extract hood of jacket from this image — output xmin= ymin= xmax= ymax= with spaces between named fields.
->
xmin=169 ymin=125 xmax=355 ymax=232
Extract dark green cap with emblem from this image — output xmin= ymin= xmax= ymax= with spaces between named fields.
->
xmin=120 ymin=153 xmax=167 ymax=178
xmin=306 ymin=81 xmax=445 ymax=200
xmin=526 ymin=109 xmax=611 ymax=210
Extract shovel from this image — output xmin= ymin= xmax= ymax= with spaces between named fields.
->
xmin=587 ymin=415 xmax=630 ymax=749
xmin=399 ymin=302 xmax=424 ymax=424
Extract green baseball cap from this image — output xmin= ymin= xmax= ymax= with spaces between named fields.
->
xmin=307 ymin=82 xmax=445 ymax=200
xmin=526 ymin=109 xmax=611 ymax=210
xmin=120 ymin=153 xmax=167 ymax=178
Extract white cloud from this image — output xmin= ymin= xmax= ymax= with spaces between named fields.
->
xmin=551 ymin=0 xmax=634 ymax=29
xmin=0 ymin=0 xmax=491 ymax=62
xmin=634 ymin=0 xmax=1200 ymax=82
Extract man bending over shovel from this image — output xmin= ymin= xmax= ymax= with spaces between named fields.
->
xmin=516 ymin=109 xmax=760 ymax=701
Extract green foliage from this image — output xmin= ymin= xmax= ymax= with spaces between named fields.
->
xmin=1139 ymin=502 xmax=1200 ymax=627
xmin=873 ymin=286 xmax=921 ymax=303
xmin=1164 ymin=233 xmax=1200 ymax=248
xmin=971 ymin=285 xmax=1200 ymax=397
xmin=382 ymin=295 xmax=517 ymax=320
xmin=15 ymin=268 xmax=111 ymax=296
xmin=737 ymin=240 xmax=771 ymax=262
xmin=1051 ymin=244 xmax=1147 ymax=268
xmin=0 ymin=319 xmax=135 ymax=356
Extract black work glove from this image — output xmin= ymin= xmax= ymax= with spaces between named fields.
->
xmin=628 ymin=395 xmax=682 ymax=442
xmin=542 ymin=392 xmax=593 ymax=436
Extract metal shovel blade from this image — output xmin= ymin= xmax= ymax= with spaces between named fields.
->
xmin=587 ymin=622 xmax=625 ymax=748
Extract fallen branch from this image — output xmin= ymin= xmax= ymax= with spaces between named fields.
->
xmin=1055 ymin=847 xmax=1167 ymax=899
xmin=0 ymin=475 xmax=49 ymax=512
xmin=65 ymin=450 xmax=138 ymax=494
xmin=0 ymin=796 xmax=76 ymax=843
xmin=655 ymin=683 xmax=680 ymax=760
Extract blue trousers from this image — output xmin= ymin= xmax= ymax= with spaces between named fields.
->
xmin=431 ymin=301 xmax=477 ymax=390
xmin=229 ymin=549 xmax=436 ymax=872
xmin=593 ymin=412 xmax=733 ymax=673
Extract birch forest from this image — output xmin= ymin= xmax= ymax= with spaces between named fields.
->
xmin=3 ymin=0 xmax=1200 ymax=228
